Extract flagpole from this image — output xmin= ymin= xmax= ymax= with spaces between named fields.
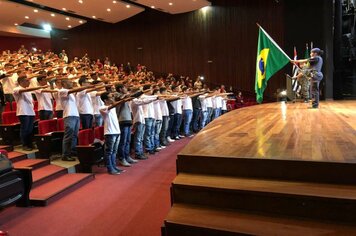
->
xmin=256 ymin=23 xmax=301 ymax=71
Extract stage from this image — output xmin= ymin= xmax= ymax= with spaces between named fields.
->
xmin=180 ymin=100 xmax=356 ymax=163
xmin=164 ymin=101 xmax=356 ymax=236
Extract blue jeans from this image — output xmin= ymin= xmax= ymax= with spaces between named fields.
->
xmin=200 ymin=110 xmax=208 ymax=129
xmin=133 ymin=122 xmax=145 ymax=156
xmin=118 ymin=124 xmax=131 ymax=161
xmin=206 ymin=107 xmax=213 ymax=124
xmin=172 ymin=113 xmax=182 ymax=138
xmin=104 ymin=134 xmax=120 ymax=172
xmin=311 ymin=80 xmax=320 ymax=107
xmin=160 ymin=116 xmax=170 ymax=145
xmin=39 ymin=110 xmax=53 ymax=120
xmin=192 ymin=108 xmax=202 ymax=132
xmin=18 ymin=115 xmax=35 ymax=147
xmin=154 ymin=120 xmax=162 ymax=148
xmin=62 ymin=116 xmax=80 ymax=158
xmin=167 ymin=114 xmax=175 ymax=138
xmin=144 ymin=118 xmax=155 ymax=151
xmin=213 ymin=108 xmax=221 ymax=120
xmin=183 ymin=109 xmax=193 ymax=136
xmin=80 ymin=114 xmax=93 ymax=129
xmin=56 ymin=110 xmax=63 ymax=118
xmin=94 ymin=114 xmax=103 ymax=127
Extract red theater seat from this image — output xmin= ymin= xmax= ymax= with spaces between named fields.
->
xmin=0 ymin=111 xmax=20 ymax=145
xmin=35 ymin=119 xmax=64 ymax=159
xmin=4 ymin=102 xmax=11 ymax=112
xmin=94 ymin=126 xmax=104 ymax=141
xmin=57 ymin=118 xmax=65 ymax=131
xmin=77 ymin=129 xmax=104 ymax=173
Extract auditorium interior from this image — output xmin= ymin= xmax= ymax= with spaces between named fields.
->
xmin=0 ymin=0 xmax=355 ymax=235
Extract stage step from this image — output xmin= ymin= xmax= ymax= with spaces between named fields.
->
xmin=164 ymin=204 xmax=356 ymax=236
xmin=0 ymin=145 xmax=13 ymax=152
xmin=177 ymin=155 xmax=356 ymax=185
xmin=7 ymin=151 xmax=27 ymax=163
xmin=13 ymin=158 xmax=50 ymax=170
xmin=172 ymin=173 xmax=356 ymax=223
xmin=32 ymin=165 xmax=68 ymax=188
xmin=30 ymin=173 xmax=95 ymax=206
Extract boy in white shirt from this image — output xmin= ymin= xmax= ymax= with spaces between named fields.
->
xmin=76 ymin=77 xmax=94 ymax=129
xmin=34 ymin=75 xmax=57 ymax=120
xmin=99 ymin=92 xmax=126 ymax=175
xmin=59 ymin=79 xmax=92 ymax=161
xmin=13 ymin=76 xmax=48 ymax=150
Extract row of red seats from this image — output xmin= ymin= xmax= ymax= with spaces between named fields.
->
xmin=4 ymin=101 xmax=58 ymax=113
xmin=226 ymin=100 xmax=259 ymax=111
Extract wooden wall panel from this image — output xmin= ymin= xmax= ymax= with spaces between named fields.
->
xmin=0 ymin=36 xmax=51 ymax=53
xmin=51 ymin=0 xmax=286 ymax=100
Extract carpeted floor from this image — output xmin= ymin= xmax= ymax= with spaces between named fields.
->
xmin=0 ymin=138 xmax=191 ymax=236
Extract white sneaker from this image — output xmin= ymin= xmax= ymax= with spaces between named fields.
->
xmin=179 ymin=135 xmax=185 ymax=138
xmin=160 ymin=145 xmax=166 ymax=149
xmin=167 ymin=136 xmax=175 ymax=142
xmin=156 ymin=147 xmax=162 ymax=150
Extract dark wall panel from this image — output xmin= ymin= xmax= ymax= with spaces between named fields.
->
xmin=51 ymin=0 xmax=286 ymax=99
xmin=0 ymin=36 xmax=51 ymax=52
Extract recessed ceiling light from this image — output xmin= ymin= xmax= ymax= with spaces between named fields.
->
xmin=126 ymin=4 xmax=130 ymax=8
xmin=79 ymin=20 xmax=83 ymax=23
xmin=68 ymin=25 xmax=72 ymax=28
xmin=169 ymin=2 xmax=173 ymax=6
xmin=25 ymin=16 xmax=29 ymax=19
xmin=14 ymin=23 xmax=18 ymax=26
xmin=33 ymin=9 xmax=38 ymax=13
xmin=107 ymin=8 xmax=111 ymax=12
xmin=92 ymin=16 xmax=96 ymax=19
xmin=62 ymin=8 xmax=67 ymax=11
xmin=151 ymin=5 xmax=155 ymax=8
xmin=78 ymin=0 xmax=83 ymax=3
xmin=51 ymin=13 xmax=55 ymax=17
xmin=113 ymin=0 xmax=117 ymax=3
xmin=66 ymin=17 xmax=70 ymax=21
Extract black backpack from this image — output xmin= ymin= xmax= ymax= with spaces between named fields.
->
xmin=0 ymin=152 xmax=12 ymax=176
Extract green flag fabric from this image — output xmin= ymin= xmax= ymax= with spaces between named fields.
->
xmin=255 ymin=27 xmax=290 ymax=103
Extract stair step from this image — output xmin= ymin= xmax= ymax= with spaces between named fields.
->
xmin=32 ymin=165 xmax=68 ymax=188
xmin=172 ymin=173 xmax=356 ymax=223
xmin=30 ymin=173 xmax=95 ymax=206
xmin=0 ymin=145 xmax=13 ymax=152
xmin=13 ymin=158 xmax=50 ymax=170
xmin=164 ymin=204 xmax=356 ymax=236
xmin=177 ymin=155 xmax=356 ymax=184
xmin=7 ymin=151 xmax=27 ymax=163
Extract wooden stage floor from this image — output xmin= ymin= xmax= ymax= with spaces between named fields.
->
xmin=180 ymin=101 xmax=356 ymax=163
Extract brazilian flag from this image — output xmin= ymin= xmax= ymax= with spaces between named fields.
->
xmin=255 ymin=27 xmax=290 ymax=103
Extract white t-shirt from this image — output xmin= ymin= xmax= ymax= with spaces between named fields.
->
xmin=199 ymin=95 xmax=208 ymax=112
xmin=13 ymin=86 xmax=35 ymax=116
xmin=53 ymin=89 xmax=63 ymax=111
xmin=141 ymin=95 xmax=157 ymax=119
xmin=76 ymin=90 xmax=93 ymax=115
xmin=222 ymin=98 xmax=227 ymax=111
xmin=205 ymin=97 xmax=213 ymax=108
xmin=182 ymin=96 xmax=193 ymax=111
xmin=2 ymin=73 xmax=18 ymax=94
xmin=59 ymin=88 xmax=79 ymax=118
xmin=35 ymin=89 xmax=53 ymax=111
xmin=153 ymin=100 xmax=162 ymax=120
xmin=171 ymin=98 xmax=182 ymax=114
xmin=130 ymin=98 xmax=147 ymax=124
xmin=159 ymin=100 xmax=169 ymax=117
xmin=90 ymin=91 xmax=104 ymax=115
xmin=100 ymin=106 xmax=120 ymax=135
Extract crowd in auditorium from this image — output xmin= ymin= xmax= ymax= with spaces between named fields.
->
xmin=0 ymin=46 xmax=242 ymax=175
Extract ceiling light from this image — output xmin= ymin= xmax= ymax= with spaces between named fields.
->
xmin=169 ymin=2 xmax=173 ymax=6
xmin=43 ymin=24 xmax=52 ymax=31
xmin=79 ymin=20 xmax=83 ymax=23
xmin=66 ymin=17 xmax=70 ymax=21
xmin=25 ymin=16 xmax=29 ymax=19
xmin=151 ymin=6 xmax=155 ymax=8
xmin=33 ymin=9 xmax=38 ymax=13
xmin=107 ymin=8 xmax=111 ymax=12
xmin=68 ymin=25 xmax=72 ymax=28
xmin=113 ymin=0 xmax=117 ymax=3
xmin=78 ymin=0 xmax=83 ymax=3
xmin=92 ymin=16 xmax=96 ymax=19
xmin=126 ymin=5 xmax=130 ymax=8
xmin=62 ymin=8 xmax=67 ymax=11
xmin=14 ymin=23 xmax=18 ymax=26
xmin=51 ymin=13 xmax=55 ymax=17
